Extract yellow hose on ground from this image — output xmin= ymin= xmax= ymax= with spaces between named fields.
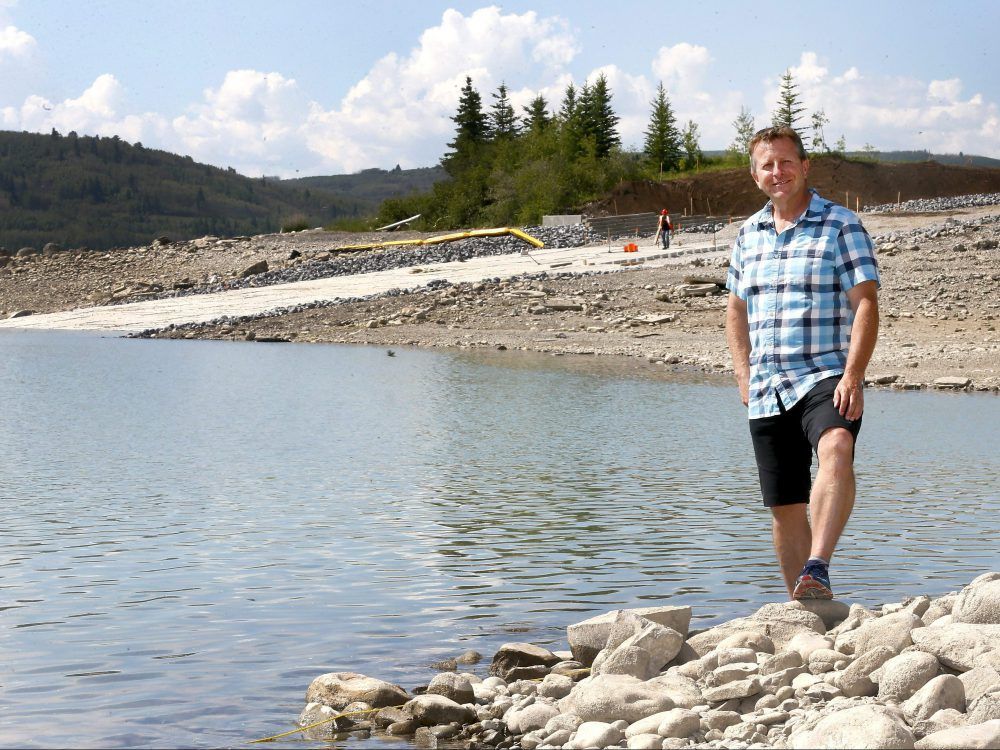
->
xmin=336 ymin=227 xmax=544 ymax=252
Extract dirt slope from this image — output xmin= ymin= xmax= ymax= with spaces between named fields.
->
xmin=586 ymin=157 xmax=1000 ymax=217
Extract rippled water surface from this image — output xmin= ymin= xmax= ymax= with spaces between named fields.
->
xmin=1 ymin=331 xmax=997 ymax=748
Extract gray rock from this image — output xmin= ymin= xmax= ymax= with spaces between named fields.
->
xmin=625 ymin=733 xmax=663 ymax=749
xmin=625 ymin=710 xmax=685 ymax=738
xmin=701 ymin=709 xmax=743 ymax=731
xmin=503 ymin=701 xmax=559 ymax=734
xmin=790 ymin=704 xmax=914 ymax=749
xmin=934 ymin=376 xmax=972 ymax=389
xmin=959 ymin=666 xmax=1000 ymax=702
xmin=569 ymin=721 xmax=624 ymax=749
xmin=593 ymin=644 xmax=656 ymax=680
xmin=717 ymin=647 xmax=759 ymax=666
xmin=911 ymin=708 xmax=966 ymax=740
xmin=852 ymin=612 xmax=924 ymax=656
xmin=567 ymin=606 xmax=691 ymax=666
xmin=761 ymin=650 xmax=805 ymax=675
xmin=536 ymin=673 xmax=574 ymax=700
xmin=305 ymin=672 xmax=409 ymax=710
xmin=968 ymin=691 xmax=1000 ymax=724
xmin=490 ymin=642 xmax=560 ymax=680
xmin=676 ymin=651 xmax=718 ymax=680
xmin=558 ymin=673 xmax=675 ymax=723
xmin=810 ymin=648 xmax=850 ymax=674
xmin=703 ymin=677 xmax=762 ymax=702
xmin=915 ymin=720 xmax=1000 ymax=749
xmin=954 ymin=577 xmax=1000 ymax=624
xmin=716 ymin=632 xmax=776 ymax=654
xmin=601 ymin=620 xmax=684 ymax=678
xmin=240 ymin=259 xmax=269 ymax=277
xmin=645 ymin=673 xmax=703 ymax=708
xmin=427 ymin=672 xmax=474 ymax=705
xmin=297 ymin=702 xmax=343 ymax=740
xmin=687 ymin=603 xmax=824 ymax=656
xmin=787 ymin=632 xmax=835 ymax=660
xmin=876 ymin=651 xmax=941 ymax=701
xmin=403 ymin=694 xmax=476 ymax=726
xmin=796 ymin=599 xmax=852 ymax=630
xmin=656 ymin=708 xmax=701 ymax=738
xmin=902 ymin=675 xmax=966 ymax=723
xmin=910 ymin=623 xmax=1000 ymax=672
xmin=835 ymin=646 xmax=898 ymax=698
xmin=924 ymin=595 xmax=959 ymax=625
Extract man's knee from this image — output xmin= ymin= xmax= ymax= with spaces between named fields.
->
xmin=817 ymin=427 xmax=855 ymax=469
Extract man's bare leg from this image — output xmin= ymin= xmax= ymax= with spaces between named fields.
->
xmin=771 ymin=503 xmax=811 ymax=598
xmin=808 ymin=427 xmax=856 ymax=562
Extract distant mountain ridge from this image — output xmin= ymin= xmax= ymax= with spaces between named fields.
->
xmin=0 ymin=130 xmax=368 ymax=251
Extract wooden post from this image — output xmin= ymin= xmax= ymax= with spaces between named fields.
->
xmin=856 ymin=196 xmax=860 ymax=212
xmin=690 ymin=195 xmax=694 ymax=215
xmin=897 ymin=191 xmax=901 ymax=206
xmin=845 ymin=190 xmax=849 ymax=207
xmin=707 ymin=198 xmax=712 ymax=216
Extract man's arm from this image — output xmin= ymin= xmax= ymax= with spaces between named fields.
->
xmin=835 ymin=279 xmax=879 ymax=420
xmin=725 ymin=293 xmax=751 ymax=406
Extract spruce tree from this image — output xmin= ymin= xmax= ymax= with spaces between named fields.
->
xmin=442 ymin=76 xmax=488 ymax=175
xmin=488 ymin=82 xmax=519 ymax=140
xmin=522 ymin=94 xmax=551 ymax=134
xmin=643 ymin=81 xmax=682 ymax=173
xmin=772 ymin=69 xmax=808 ymax=145
xmin=728 ymin=106 xmax=756 ymax=162
xmin=582 ymin=74 xmax=620 ymax=158
xmin=811 ymin=109 xmax=829 ymax=153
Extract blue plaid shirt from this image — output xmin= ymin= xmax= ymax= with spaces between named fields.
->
xmin=727 ymin=190 xmax=880 ymax=419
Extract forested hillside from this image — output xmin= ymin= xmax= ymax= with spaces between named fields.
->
xmin=0 ymin=130 xmax=365 ymax=250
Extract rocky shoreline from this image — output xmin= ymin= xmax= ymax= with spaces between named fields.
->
xmin=2 ymin=195 xmax=998 ymax=394
xmin=294 ymin=573 xmax=1000 ymax=749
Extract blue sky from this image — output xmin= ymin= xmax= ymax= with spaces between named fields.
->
xmin=2 ymin=0 xmax=998 ymax=176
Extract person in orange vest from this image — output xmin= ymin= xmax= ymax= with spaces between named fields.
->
xmin=655 ymin=209 xmax=673 ymax=249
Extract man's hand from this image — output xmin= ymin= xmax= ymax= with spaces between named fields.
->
xmin=833 ymin=376 xmax=864 ymax=420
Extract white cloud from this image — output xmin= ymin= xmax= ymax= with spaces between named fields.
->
xmin=767 ymin=52 xmax=1000 ymax=155
xmin=0 ymin=23 xmax=35 ymax=58
xmin=651 ymin=43 xmax=712 ymax=92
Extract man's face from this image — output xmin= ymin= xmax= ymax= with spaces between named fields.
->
xmin=750 ymin=137 xmax=810 ymax=206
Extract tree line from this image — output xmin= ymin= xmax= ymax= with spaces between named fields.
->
xmin=379 ymin=69 xmax=858 ymax=229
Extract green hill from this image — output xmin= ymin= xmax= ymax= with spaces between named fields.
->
xmin=0 ymin=129 xmax=367 ymax=251
xmin=281 ymin=165 xmax=447 ymax=207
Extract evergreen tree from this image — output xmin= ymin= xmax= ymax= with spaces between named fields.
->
xmin=557 ymin=82 xmax=584 ymax=159
xmin=681 ymin=120 xmax=703 ymax=170
xmin=643 ymin=81 xmax=682 ymax=174
xmin=558 ymin=83 xmax=577 ymax=123
xmin=579 ymin=74 xmax=620 ymax=158
xmin=772 ymin=69 xmax=808 ymax=144
xmin=442 ymin=76 xmax=488 ymax=175
xmin=728 ymin=106 xmax=756 ymax=162
xmin=488 ymin=82 xmax=519 ymax=140
xmin=522 ymin=94 xmax=551 ymax=134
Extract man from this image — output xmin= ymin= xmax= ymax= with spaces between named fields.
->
xmin=725 ymin=126 xmax=880 ymax=600
xmin=656 ymin=209 xmax=672 ymax=249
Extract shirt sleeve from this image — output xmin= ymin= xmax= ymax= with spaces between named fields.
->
xmin=835 ymin=219 xmax=881 ymax=292
xmin=726 ymin=234 xmax=746 ymax=299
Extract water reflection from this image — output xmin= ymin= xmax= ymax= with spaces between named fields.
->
xmin=0 ymin=331 xmax=996 ymax=748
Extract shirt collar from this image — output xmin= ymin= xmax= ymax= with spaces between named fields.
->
xmin=754 ymin=188 xmax=821 ymax=230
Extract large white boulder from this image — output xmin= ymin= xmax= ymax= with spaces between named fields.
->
xmin=558 ymin=673 xmax=675 ymax=724
xmin=790 ymin=704 xmax=914 ymax=749
xmin=876 ymin=651 xmax=941 ymax=701
xmin=910 ymin=623 xmax=1000 ymax=672
xmin=851 ymin=612 xmax=924 ymax=657
xmin=569 ymin=721 xmax=624 ymax=749
xmin=834 ymin=645 xmax=898 ymax=698
xmin=567 ymin=606 xmax=691 ymax=666
xmin=902 ymin=675 xmax=966 ymax=723
xmin=305 ymin=672 xmax=409 ymax=710
xmin=915 ymin=720 xmax=1000 ymax=749
xmin=953 ymin=574 xmax=1000 ymax=624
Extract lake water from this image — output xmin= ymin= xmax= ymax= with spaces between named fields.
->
xmin=1 ymin=330 xmax=997 ymax=748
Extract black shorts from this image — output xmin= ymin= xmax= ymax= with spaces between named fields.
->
xmin=748 ymin=376 xmax=862 ymax=508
